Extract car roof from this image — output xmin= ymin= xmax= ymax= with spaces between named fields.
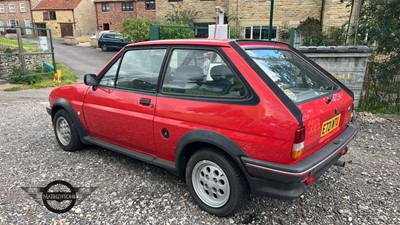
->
xmin=125 ymin=39 xmax=291 ymax=49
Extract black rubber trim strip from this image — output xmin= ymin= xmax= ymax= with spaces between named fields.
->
xmin=83 ymin=136 xmax=176 ymax=172
xmin=229 ymin=41 xmax=303 ymax=125
xmin=241 ymin=124 xmax=357 ymax=183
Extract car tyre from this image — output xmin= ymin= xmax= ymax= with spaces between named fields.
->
xmin=53 ymin=109 xmax=83 ymax=152
xmin=101 ymin=44 xmax=108 ymax=52
xmin=185 ymin=148 xmax=249 ymax=217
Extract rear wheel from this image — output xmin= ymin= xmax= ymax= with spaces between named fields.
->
xmin=53 ymin=109 xmax=82 ymax=152
xmin=185 ymin=148 xmax=248 ymax=216
xmin=101 ymin=44 xmax=108 ymax=52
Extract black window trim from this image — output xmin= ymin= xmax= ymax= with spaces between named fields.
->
xmin=157 ymin=45 xmax=260 ymax=106
xmin=97 ymin=46 xmax=170 ymax=95
xmin=230 ymin=40 xmax=303 ymax=125
xmin=242 ymin=46 xmax=342 ymax=104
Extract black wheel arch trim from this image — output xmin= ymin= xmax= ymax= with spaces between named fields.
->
xmin=175 ymin=130 xmax=249 ymax=177
xmin=50 ymin=98 xmax=89 ymax=143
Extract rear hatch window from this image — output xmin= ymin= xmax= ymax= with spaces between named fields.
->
xmin=245 ymin=48 xmax=353 ymax=157
xmin=245 ymin=49 xmax=338 ymax=103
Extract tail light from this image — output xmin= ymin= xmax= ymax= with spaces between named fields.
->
xmin=292 ymin=126 xmax=305 ymax=160
xmin=349 ymin=103 xmax=355 ymax=122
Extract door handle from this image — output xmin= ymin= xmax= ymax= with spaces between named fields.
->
xmin=139 ymin=98 xmax=151 ymax=106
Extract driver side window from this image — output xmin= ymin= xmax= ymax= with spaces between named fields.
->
xmin=98 ymin=48 xmax=167 ymax=92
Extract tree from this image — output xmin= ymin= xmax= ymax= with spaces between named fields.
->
xmin=357 ymin=0 xmax=400 ymax=112
xmin=165 ymin=3 xmax=199 ymax=26
xmin=358 ymin=0 xmax=400 ymax=54
xmin=120 ymin=18 xmax=151 ymax=42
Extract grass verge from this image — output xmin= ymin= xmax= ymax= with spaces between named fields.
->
xmin=3 ymin=63 xmax=77 ymax=91
xmin=0 ymin=37 xmax=40 ymax=52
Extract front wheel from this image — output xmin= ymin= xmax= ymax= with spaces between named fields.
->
xmin=185 ymin=148 xmax=249 ymax=216
xmin=53 ymin=109 xmax=82 ymax=152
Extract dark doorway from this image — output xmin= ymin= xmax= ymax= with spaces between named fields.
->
xmin=103 ymin=23 xmax=110 ymax=30
xmin=35 ymin=23 xmax=47 ymax=36
xmin=60 ymin=23 xmax=73 ymax=37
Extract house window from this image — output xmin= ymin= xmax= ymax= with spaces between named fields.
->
xmin=121 ymin=2 xmax=134 ymax=11
xmin=8 ymin=19 xmax=19 ymax=27
xmin=102 ymin=3 xmax=110 ymax=12
xmin=20 ymin=3 xmax=26 ymax=12
xmin=0 ymin=21 xmax=4 ymax=31
xmin=43 ymin=11 xmax=56 ymax=20
xmin=49 ymin=11 xmax=56 ymax=20
xmin=145 ymin=0 xmax=155 ymax=10
xmin=244 ymin=26 xmax=277 ymax=40
xmin=0 ymin=4 xmax=4 ymax=13
xmin=9 ymin=4 xmax=16 ymax=13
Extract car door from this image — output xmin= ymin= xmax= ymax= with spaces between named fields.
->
xmin=83 ymin=47 xmax=168 ymax=155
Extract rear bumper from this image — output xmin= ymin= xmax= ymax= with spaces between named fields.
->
xmin=241 ymin=124 xmax=357 ymax=199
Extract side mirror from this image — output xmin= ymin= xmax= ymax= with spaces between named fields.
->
xmin=84 ymin=74 xmax=98 ymax=91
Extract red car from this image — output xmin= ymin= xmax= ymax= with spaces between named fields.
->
xmin=47 ymin=39 xmax=357 ymax=216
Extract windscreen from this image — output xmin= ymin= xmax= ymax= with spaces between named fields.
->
xmin=245 ymin=49 xmax=338 ymax=103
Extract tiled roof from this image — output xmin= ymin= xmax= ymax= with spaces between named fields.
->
xmin=33 ymin=0 xmax=83 ymax=10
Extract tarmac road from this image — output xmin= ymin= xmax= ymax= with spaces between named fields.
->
xmin=53 ymin=39 xmax=116 ymax=81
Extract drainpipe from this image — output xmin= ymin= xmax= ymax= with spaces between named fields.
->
xmin=28 ymin=0 xmax=35 ymax=33
xmin=95 ymin=2 xmax=99 ymax=33
xmin=72 ymin=9 xmax=77 ymax=43
xmin=320 ymin=0 xmax=325 ymax=30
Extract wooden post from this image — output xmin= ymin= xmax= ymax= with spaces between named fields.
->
xmin=346 ymin=0 xmax=362 ymax=45
xmin=16 ymin=28 xmax=27 ymax=72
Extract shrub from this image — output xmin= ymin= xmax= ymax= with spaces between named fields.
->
xmin=297 ymin=17 xmax=323 ymax=46
xmin=10 ymin=66 xmax=51 ymax=85
xmin=323 ymin=26 xmax=346 ymax=46
xmin=165 ymin=2 xmax=199 ymax=26
xmin=279 ymin=23 xmax=291 ymax=40
xmin=5 ymin=28 xmax=17 ymax=34
xmin=160 ymin=22 xmax=194 ymax=39
xmin=120 ymin=18 xmax=151 ymax=42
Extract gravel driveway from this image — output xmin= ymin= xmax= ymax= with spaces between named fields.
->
xmin=0 ymin=88 xmax=399 ymax=224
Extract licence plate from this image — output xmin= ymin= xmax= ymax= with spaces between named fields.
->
xmin=321 ymin=114 xmax=341 ymax=137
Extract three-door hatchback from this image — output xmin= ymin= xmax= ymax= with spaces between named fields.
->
xmin=48 ymin=39 xmax=357 ymax=216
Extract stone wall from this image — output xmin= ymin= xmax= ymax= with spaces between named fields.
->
xmin=300 ymin=46 xmax=371 ymax=107
xmin=74 ymin=0 xmax=97 ymax=37
xmin=322 ymin=0 xmax=351 ymax=28
xmin=156 ymin=0 xmax=229 ymax=24
xmin=156 ymin=0 xmax=350 ymax=38
xmin=0 ymin=53 xmax=52 ymax=78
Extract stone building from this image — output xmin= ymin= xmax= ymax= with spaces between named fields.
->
xmin=0 ymin=0 xmax=34 ymax=35
xmin=32 ymin=0 xmax=96 ymax=42
xmin=156 ymin=0 xmax=351 ymax=40
xmin=94 ymin=0 xmax=156 ymax=32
